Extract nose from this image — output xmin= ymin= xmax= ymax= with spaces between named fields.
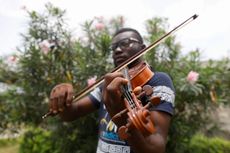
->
xmin=113 ymin=46 xmax=123 ymax=55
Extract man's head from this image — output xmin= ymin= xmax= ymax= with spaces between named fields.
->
xmin=111 ymin=28 xmax=145 ymax=67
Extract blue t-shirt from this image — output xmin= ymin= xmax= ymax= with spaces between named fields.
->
xmin=89 ymin=72 xmax=175 ymax=153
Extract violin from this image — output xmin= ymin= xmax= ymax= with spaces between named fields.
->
xmin=111 ymin=64 xmax=161 ymax=140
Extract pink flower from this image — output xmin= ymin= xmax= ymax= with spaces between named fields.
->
xmin=20 ymin=5 xmax=27 ymax=11
xmin=39 ymin=40 xmax=54 ymax=54
xmin=8 ymin=55 xmax=18 ymax=63
xmin=95 ymin=23 xmax=105 ymax=30
xmin=186 ymin=71 xmax=199 ymax=84
xmin=87 ymin=76 xmax=97 ymax=86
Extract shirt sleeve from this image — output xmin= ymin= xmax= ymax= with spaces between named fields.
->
xmin=147 ymin=72 xmax=175 ymax=115
xmin=88 ymin=87 xmax=102 ymax=109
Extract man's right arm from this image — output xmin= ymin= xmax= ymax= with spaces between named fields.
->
xmin=49 ymin=83 xmax=97 ymax=122
xmin=59 ymin=96 xmax=97 ymax=121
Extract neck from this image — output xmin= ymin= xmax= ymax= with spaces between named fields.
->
xmin=127 ymin=58 xmax=143 ymax=69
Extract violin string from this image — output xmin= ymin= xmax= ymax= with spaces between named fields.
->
xmin=127 ymin=90 xmax=136 ymax=109
xmin=122 ymin=86 xmax=135 ymax=109
xmin=125 ymin=89 xmax=136 ymax=109
xmin=121 ymin=67 xmax=137 ymax=109
xmin=122 ymin=86 xmax=132 ymax=106
xmin=126 ymin=89 xmax=135 ymax=109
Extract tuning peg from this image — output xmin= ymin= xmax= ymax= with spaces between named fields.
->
xmin=142 ymin=85 xmax=153 ymax=96
xmin=149 ymin=96 xmax=161 ymax=106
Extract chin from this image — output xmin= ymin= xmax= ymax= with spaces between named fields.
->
xmin=114 ymin=61 xmax=124 ymax=67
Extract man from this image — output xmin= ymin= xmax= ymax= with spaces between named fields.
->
xmin=49 ymin=28 xmax=175 ymax=153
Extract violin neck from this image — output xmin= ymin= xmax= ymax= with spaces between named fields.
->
xmin=121 ymin=85 xmax=136 ymax=109
xmin=121 ymin=67 xmax=136 ymax=109
xmin=122 ymin=67 xmax=132 ymax=91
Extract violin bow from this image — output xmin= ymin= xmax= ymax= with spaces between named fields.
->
xmin=73 ymin=14 xmax=198 ymax=101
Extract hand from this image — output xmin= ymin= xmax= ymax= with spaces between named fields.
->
xmin=49 ymin=83 xmax=74 ymax=115
xmin=102 ymin=72 xmax=128 ymax=125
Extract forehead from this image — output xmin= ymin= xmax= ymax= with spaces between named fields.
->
xmin=112 ymin=31 xmax=139 ymax=44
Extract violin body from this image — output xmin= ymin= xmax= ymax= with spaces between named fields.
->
xmin=129 ymin=62 xmax=154 ymax=89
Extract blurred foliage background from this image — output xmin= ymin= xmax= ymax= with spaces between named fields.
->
xmin=0 ymin=3 xmax=230 ymax=153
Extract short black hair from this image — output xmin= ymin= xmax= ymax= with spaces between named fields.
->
xmin=113 ymin=28 xmax=143 ymax=43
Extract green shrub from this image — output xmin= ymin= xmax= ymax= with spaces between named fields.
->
xmin=188 ymin=134 xmax=230 ymax=153
xmin=0 ymin=138 xmax=18 ymax=147
xmin=19 ymin=127 xmax=59 ymax=153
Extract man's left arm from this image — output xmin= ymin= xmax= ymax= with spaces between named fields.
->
xmin=102 ymin=72 xmax=174 ymax=153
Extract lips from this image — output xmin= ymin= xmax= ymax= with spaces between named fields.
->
xmin=114 ymin=55 xmax=127 ymax=64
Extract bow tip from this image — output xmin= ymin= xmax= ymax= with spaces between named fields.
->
xmin=193 ymin=14 xmax=199 ymax=19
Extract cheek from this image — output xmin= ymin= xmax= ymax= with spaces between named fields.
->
xmin=127 ymin=50 xmax=135 ymax=57
xmin=127 ymin=46 xmax=140 ymax=56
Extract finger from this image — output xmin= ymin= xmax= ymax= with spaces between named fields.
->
xmin=52 ymin=97 xmax=58 ymax=114
xmin=133 ymin=86 xmax=145 ymax=100
xmin=58 ymin=94 xmax=65 ymax=112
xmin=66 ymin=90 xmax=74 ymax=106
xmin=133 ymin=86 xmax=142 ymax=95
xmin=107 ymin=77 xmax=128 ymax=92
xmin=103 ymin=72 xmax=124 ymax=88
xmin=106 ymin=77 xmax=128 ymax=99
xmin=50 ymin=87 xmax=57 ymax=96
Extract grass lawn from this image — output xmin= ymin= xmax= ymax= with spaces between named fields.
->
xmin=0 ymin=138 xmax=19 ymax=153
xmin=0 ymin=144 xmax=19 ymax=153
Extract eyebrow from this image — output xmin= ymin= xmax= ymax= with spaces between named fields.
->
xmin=112 ymin=37 xmax=139 ymax=45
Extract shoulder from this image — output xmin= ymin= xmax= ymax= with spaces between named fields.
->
xmin=148 ymin=72 xmax=174 ymax=91
xmin=155 ymin=72 xmax=172 ymax=80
